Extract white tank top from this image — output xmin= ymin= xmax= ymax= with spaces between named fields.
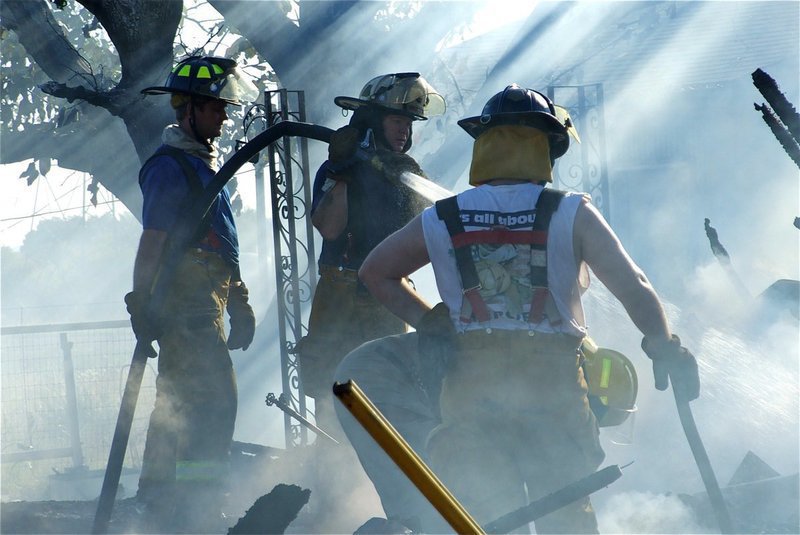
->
xmin=421 ymin=183 xmax=589 ymax=337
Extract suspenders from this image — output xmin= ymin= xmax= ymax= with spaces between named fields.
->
xmin=527 ymin=189 xmax=563 ymax=325
xmin=139 ymin=145 xmax=205 ymax=195
xmin=139 ymin=146 xmax=215 ymax=244
xmin=435 ymin=195 xmax=492 ymax=323
xmin=435 ymin=188 xmax=565 ymax=326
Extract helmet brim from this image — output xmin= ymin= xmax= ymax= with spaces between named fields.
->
xmin=140 ymin=86 xmax=242 ymax=106
xmin=334 ymin=96 xmax=427 ymax=121
xmin=141 ymin=86 xmax=174 ymax=96
xmin=458 ymin=111 xmax=569 ymax=158
xmin=458 ymin=111 xmax=566 ymax=138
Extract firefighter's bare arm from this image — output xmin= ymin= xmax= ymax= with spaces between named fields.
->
xmin=359 ymin=214 xmax=432 ymax=328
xmin=132 ymin=229 xmax=168 ymax=292
xmin=575 ymin=198 xmax=700 ymax=399
xmin=312 ymin=180 xmax=348 ymax=240
xmin=574 ymin=198 xmax=671 ymax=343
xmin=312 ymin=126 xmax=362 ymax=240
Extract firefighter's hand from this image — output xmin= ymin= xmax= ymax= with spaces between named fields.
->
xmin=227 ymin=281 xmax=256 ymax=351
xmin=124 ymin=291 xmax=162 ymax=352
xmin=642 ymin=335 xmax=700 ymax=402
xmin=417 ymin=303 xmax=456 ymax=344
xmin=416 ymin=303 xmax=456 ymax=401
xmin=327 ymin=126 xmax=361 ymax=179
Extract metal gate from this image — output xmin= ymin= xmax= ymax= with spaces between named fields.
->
xmin=548 ymin=83 xmax=610 ymax=221
xmin=241 ymin=89 xmax=318 ymax=447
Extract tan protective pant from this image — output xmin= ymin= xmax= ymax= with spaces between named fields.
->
xmin=297 ymin=266 xmax=408 ymax=400
xmin=294 ymin=267 xmax=408 ymax=530
xmin=428 ymin=330 xmax=605 ymax=534
xmin=138 ymin=249 xmax=237 ymax=506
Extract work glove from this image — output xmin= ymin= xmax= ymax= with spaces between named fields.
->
xmin=326 ymin=126 xmax=362 ymax=179
xmin=641 ymin=334 xmax=700 ymax=402
xmin=227 ymin=281 xmax=256 ymax=351
xmin=124 ymin=290 xmax=163 ymax=352
xmin=416 ymin=303 xmax=456 ymax=408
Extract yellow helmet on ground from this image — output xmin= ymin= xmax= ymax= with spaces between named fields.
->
xmin=582 ymin=341 xmax=638 ymax=428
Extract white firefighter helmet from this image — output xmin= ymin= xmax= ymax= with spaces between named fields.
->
xmin=334 ymin=72 xmax=446 ymax=121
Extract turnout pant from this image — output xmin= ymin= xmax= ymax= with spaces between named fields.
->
xmin=295 ymin=267 xmax=408 ymax=531
xmin=428 ymin=330 xmax=605 ymax=534
xmin=137 ymin=249 xmax=237 ymax=529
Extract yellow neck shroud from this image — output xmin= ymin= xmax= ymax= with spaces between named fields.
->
xmin=469 ymin=125 xmax=552 ymax=186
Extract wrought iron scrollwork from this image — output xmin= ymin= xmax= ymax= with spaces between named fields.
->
xmin=548 ymin=84 xmax=610 ymax=221
xmin=259 ymin=89 xmax=318 ymax=447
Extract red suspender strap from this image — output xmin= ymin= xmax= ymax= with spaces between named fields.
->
xmin=435 ymin=189 xmax=566 ymax=325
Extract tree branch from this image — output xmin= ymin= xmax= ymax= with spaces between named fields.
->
xmin=75 ymin=0 xmax=181 ymax=91
xmin=1 ymin=0 xmax=94 ymax=87
xmin=39 ymin=80 xmax=116 ymax=109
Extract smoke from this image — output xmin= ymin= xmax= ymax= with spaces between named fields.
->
xmin=597 ymin=491 xmax=709 ymax=534
xmin=582 ymin=274 xmax=798 ymax=532
xmin=2 ymin=2 xmax=798 ymax=532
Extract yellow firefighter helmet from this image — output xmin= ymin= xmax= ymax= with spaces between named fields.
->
xmin=582 ymin=340 xmax=638 ymax=428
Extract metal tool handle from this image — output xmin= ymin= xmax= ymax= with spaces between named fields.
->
xmin=675 ymin=394 xmax=734 ymax=534
xmin=333 ymin=380 xmax=485 ymax=535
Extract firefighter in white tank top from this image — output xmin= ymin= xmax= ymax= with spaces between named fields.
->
xmin=355 ymin=84 xmax=701 ymax=533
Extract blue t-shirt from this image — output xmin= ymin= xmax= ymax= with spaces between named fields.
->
xmin=140 ymin=146 xmax=239 ymax=267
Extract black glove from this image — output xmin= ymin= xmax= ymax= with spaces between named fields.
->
xmin=417 ymin=303 xmax=456 ymax=407
xmin=124 ymin=290 xmax=163 ymax=351
xmin=327 ymin=126 xmax=362 ymax=179
xmin=641 ymin=335 xmax=700 ymax=402
xmin=227 ymin=281 xmax=256 ymax=351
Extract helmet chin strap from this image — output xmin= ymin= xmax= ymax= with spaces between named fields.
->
xmin=188 ymin=97 xmax=214 ymax=151
xmin=351 ymin=106 xmax=413 ymax=154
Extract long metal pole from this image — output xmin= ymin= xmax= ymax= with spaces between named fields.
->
xmin=60 ymin=333 xmax=85 ymax=470
xmin=333 ymin=380 xmax=485 ymax=535
xmin=675 ymin=395 xmax=734 ymax=533
xmin=92 ymin=341 xmax=153 ymax=533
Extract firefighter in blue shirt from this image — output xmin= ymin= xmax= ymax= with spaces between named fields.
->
xmin=299 ymin=73 xmax=445 ymax=410
xmin=294 ymin=73 xmax=444 ymax=529
xmin=126 ymin=55 xmax=258 ymax=533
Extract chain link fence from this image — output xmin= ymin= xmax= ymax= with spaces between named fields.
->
xmin=1 ymin=321 xmax=155 ymax=502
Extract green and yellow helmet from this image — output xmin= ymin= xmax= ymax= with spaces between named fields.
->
xmin=141 ymin=56 xmax=258 ymax=106
xmin=334 ymin=72 xmax=445 ymax=121
xmin=582 ymin=341 xmax=638 ymax=428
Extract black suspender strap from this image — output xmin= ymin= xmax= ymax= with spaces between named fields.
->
xmin=436 ymin=196 xmax=480 ymax=290
xmin=139 ymin=146 xmax=214 ymax=244
xmin=528 ymin=189 xmax=565 ymax=324
xmin=529 ymin=188 xmax=564 ymax=286
xmin=139 ymin=146 xmax=205 ymax=197
xmin=436 ymin=195 xmax=492 ymax=322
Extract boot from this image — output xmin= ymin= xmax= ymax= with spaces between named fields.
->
xmin=173 ymin=482 xmax=231 ymax=534
xmin=134 ymin=481 xmax=177 ymax=534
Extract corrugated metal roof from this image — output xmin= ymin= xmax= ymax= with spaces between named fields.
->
xmin=440 ymin=2 xmax=799 ymax=93
xmin=438 ymin=20 xmax=526 ymax=94
xmin=573 ymin=1 xmax=798 ymax=90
